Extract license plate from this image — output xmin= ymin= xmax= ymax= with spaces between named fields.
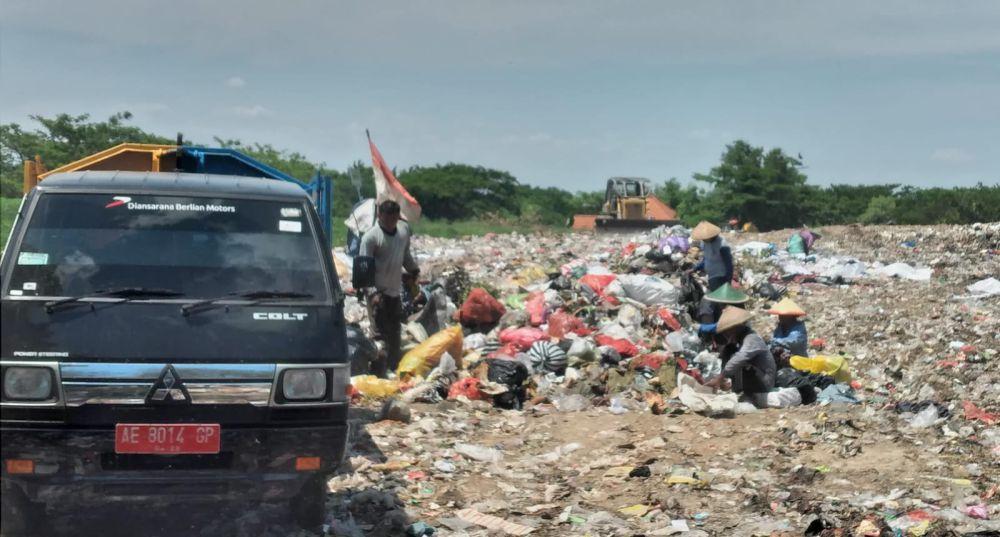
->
xmin=115 ymin=424 xmax=220 ymax=454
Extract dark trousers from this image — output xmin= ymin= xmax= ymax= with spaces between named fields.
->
xmin=721 ymin=355 xmax=771 ymax=409
xmin=368 ymin=294 xmax=402 ymax=378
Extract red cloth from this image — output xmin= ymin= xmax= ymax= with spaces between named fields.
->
xmin=594 ymin=334 xmax=639 ymax=357
xmin=459 ymin=288 xmax=506 ymax=327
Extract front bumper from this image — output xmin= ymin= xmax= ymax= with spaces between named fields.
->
xmin=1 ymin=424 xmax=348 ymax=503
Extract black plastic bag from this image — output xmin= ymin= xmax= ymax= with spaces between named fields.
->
xmin=486 ymin=359 xmax=529 ymax=410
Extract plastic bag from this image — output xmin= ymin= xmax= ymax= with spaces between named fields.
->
xmin=616 ymin=304 xmax=643 ymax=332
xmin=347 ymin=325 xmax=378 ymax=376
xmin=548 ymin=311 xmax=588 ymax=339
xmin=566 ymin=338 xmax=598 ymax=365
xmin=618 ymin=274 xmax=680 ymax=306
xmin=790 ymin=354 xmax=852 ymax=383
xmin=909 ymin=405 xmax=939 ymax=428
xmin=459 ymin=288 xmax=506 ymax=328
xmin=486 ymin=358 xmax=529 ymax=409
xmin=677 ymin=373 xmax=737 ymax=416
xmin=397 ymin=326 xmax=464 ymax=379
xmin=594 ymin=334 xmax=639 ymax=357
xmin=498 ymin=327 xmax=548 ymax=351
xmin=579 ymin=274 xmax=621 ymax=305
xmin=526 ymin=291 xmax=548 ymax=326
xmin=657 ymin=308 xmax=682 ymax=332
xmin=527 ymin=340 xmax=568 ymax=375
xmin=352 ymin=375 xmax=400 ymax=398
xmin=787 ymin=233 xmax=806 ymax=254
xmin=766 ymin=387 xmax=803 ymax=408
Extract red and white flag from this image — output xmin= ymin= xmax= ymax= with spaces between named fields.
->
xmin=367 ymin=131 xmax=421 ymax=224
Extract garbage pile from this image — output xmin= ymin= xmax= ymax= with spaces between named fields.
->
xmin=331 ymin=223 xmax=997 ymax=536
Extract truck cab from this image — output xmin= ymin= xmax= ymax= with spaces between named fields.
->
xmin=0 ymin=171 xmax=350 ymax=533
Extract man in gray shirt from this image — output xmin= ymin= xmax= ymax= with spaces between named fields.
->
xmin=704 ymin=306 xmax=776 ymax=409
xmin=360 ymin=200 xmax=420 ymax=377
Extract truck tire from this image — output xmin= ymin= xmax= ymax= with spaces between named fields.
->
xmin=1 ymin=484 xmax=46 ymax=536
xmin=289 ymin=476 xmax=327 ymax=531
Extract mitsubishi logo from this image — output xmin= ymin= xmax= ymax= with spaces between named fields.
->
xmin=145 ymin=365 xmax=191 ymax=405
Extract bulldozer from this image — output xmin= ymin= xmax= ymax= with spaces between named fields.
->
xmin=573 ymin=177 xmax=680 ymax=231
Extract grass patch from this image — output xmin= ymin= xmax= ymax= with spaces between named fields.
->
xmin=1 ymin=197 xmax=24 ymax=251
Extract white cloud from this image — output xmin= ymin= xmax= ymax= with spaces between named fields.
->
xmin=226 ymin=76 xmax=245 ymax=88
xmin=230 ymin=104 xmax=272 ymax=118
xmin=930 ymin=147 xmax=974 ymax=163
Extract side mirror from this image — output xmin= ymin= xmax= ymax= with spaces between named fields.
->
xmin=352 ymin=256 xmax=376 ymax=289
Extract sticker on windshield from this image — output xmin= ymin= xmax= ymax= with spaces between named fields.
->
xmin=105 ymin=195 xmax=236 ymax=213
xmin=279 ymin=220 xmax=303 ymax=233
xmin=9 ymin=290 xmax=23 ymax=296
xmin=22 ymin=282 xmax=37 ymax=291
xmin=17 ymin=252 xmax=49 ymax=265
xmin=281 ymin=207 xmax=302 ymax=218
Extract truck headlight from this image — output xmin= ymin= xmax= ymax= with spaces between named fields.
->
xmin=282 ymin=369 xmax=327 ymax=400
xmin=3 ymin=367 xmax=55 ymax=401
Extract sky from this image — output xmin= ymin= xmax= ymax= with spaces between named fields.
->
xmin=1 ymin=0 xmax=998 ymax=191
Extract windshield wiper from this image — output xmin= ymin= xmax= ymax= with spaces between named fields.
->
xmin=45 ymin=287 xmax=185 ymax=314
xmin=181 ymin=290 xmax=313 ymax=317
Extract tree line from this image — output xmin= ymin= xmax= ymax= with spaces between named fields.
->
xmin=2 ymin=113 xmax=997 ymax=238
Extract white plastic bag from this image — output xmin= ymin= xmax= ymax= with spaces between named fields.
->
xmin=618 ymin=274 xmax=681 ymax=306
xmin=766 ymin=387 xmax=803 ymax=408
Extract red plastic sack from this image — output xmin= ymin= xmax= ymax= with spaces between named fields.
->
xmin=547 ymin=311 xmax=589 ymax=339
xmin=499 ymin=327 xmax=548 ymax=352
xmin=448 ymin=378 xmax=488 ymax=401
xmin=657 ymin=309 xmax=682 ymax=332
xmin=594 ymin=334 xmax=639 ymax=357
xmin=579 ymin=274 xmax=620 ymax=306
xmin=963 ymin=401 xmax=998 ymax=425
xmin=526 ymin=291 xmax=548 ymax=327
xmin=459 ymin=288 xmax=506 ymax=327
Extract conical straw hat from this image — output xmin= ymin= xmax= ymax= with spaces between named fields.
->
xmin=767 ymin=297 xmax=806 ymax=317
xmin=716 ymin=306 xmax=753 ymax=333
xmin=705 ymin=283 xmax=749 ymax=304
xmin=690 ymin=221 xmax=721 ymax=241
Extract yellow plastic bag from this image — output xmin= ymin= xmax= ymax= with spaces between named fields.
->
xmin=351 ymin=375 xmax=400 ymax=398
xmin=790 ymin=355 xmax=852 ymax=383
xmin=510 ymin=264 xmax=548 ymax=287
xmin=396 ymin=326 xmax=464 ymax=379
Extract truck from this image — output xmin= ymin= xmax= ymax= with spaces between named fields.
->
xmin=1 ymin=171 xmax=350 ymax=534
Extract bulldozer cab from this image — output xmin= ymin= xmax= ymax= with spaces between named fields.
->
xmin=603 ymin=177 xmax=651 ymax=214
xmin=572 ymin=176 xmax=678 ymax=231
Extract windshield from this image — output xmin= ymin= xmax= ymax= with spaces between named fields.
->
xmin=4 ymin=193 xmax=330 ymax=301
